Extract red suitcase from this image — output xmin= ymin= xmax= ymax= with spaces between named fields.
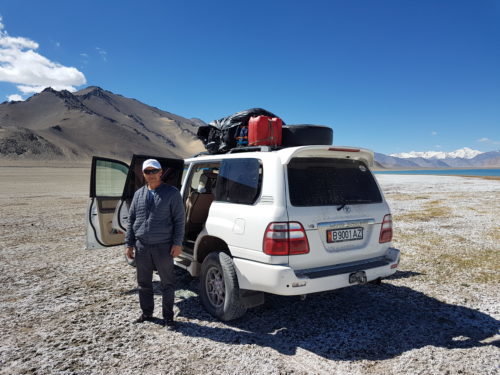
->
xmin=248 ymin=116 xmax=283 ymax=146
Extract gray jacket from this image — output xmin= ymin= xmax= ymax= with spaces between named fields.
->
xmin=125 ymin=184 xmax=185 ymax=247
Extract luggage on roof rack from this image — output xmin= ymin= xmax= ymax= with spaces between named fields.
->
xmin=197 ymin=108 xmax=284 ymax=154
xmin=197 ymin=110 xmax=334 ymax=154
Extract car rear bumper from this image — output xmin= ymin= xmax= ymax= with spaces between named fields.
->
xmin=233 ymin=247 xmax=400 ymax=295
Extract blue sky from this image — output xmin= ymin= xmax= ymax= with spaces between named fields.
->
xmin=0 ymin=0 xmax=499 ymax=155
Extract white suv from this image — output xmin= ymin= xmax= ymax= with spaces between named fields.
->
xmin=86 ymin=145 xmax=400 ymax=320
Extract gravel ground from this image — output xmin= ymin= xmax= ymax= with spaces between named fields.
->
xmin=0 ymin=167 xmax=498 ymax=375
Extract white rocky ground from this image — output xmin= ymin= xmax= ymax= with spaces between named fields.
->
xmin=0 ymin=168 xmax=498 ymax=375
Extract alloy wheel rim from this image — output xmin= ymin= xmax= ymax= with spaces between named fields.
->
xmin=205 ymin=266 xmax=225 ymax=308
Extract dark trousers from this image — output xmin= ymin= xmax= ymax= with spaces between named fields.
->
xmin=135 ymin=240 xmax=175 ymax=320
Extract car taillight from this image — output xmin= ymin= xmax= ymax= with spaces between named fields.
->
xmin=379 ymin=214 xmax=393 ymax=243
xmin=263 ymin=222 xmax=310 ymax=255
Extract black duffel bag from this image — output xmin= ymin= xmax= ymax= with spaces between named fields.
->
xmin=197 ymin=108 xmax=284 ymax=154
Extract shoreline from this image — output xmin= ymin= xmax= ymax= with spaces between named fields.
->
xmin=456 ymin=174 xmax=500 ymax=180
xmin=375 ymin=172 xmax=500 ymax=181
xmin=373 ymin=166 xmax=500 ymax=171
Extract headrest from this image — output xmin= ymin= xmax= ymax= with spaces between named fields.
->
xmin=197 ymin=172 xmax=218 ymax=193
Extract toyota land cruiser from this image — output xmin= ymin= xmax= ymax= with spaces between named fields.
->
xmin=86 ymin=145 xmax=400 ymax=320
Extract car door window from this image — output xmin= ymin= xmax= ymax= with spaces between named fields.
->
xmin=94 ymin=159 xmax=128 ymax=197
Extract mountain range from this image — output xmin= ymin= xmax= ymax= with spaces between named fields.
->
xmin=375 ymin=147 xmax=500 ymax=169
xmin=390 ymin=147 xmax=483 ymax=160
xmin=0 ymin=86 xmax=498 ymax=168
xmin=0 ymin=86 xmax=204 ymax=163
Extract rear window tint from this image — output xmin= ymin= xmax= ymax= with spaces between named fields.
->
xmin=215 ymin=158 xmax=262 ymax=205
xmin=287 ymin=157 xmax=382 ymax=206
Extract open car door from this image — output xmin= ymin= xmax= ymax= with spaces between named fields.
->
xmin=86 ymin=157 xmax=129 ymax=249
xmin=112 ymin=154 xmax=185 ymax=233
xmin=86 ymin=155 xmax=185 ymax=250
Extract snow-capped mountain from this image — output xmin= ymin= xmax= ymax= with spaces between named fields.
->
xmin=390 ymin=147 xmax=483 ymax=160
xmin=376 ymin=148 xmax=500 ymax=168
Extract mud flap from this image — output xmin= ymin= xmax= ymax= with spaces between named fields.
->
xmin=239 ymin=289 xmax=265 ymax=308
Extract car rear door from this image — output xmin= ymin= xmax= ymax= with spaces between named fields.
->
xmin=86 ymin=156 xmax=129 ymax=249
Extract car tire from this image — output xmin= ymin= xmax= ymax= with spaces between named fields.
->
xmin=282 ymin=124 xmax=333 ymax=146
xmin=199 ymin=251 xmax=247 ymax=321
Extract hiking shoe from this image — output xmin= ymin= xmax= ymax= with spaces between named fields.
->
xmin=134 ymin=314 xmax=153 ymax=324
xmin=164 ymin=319 xmax=177 ymax=331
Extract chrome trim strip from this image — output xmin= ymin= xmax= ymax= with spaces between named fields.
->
xmin=317 ymin=218 xmax=375 ymax=229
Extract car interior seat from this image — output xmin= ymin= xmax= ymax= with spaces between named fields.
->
xmin=185 ymin=171 xmax=218 ymax=240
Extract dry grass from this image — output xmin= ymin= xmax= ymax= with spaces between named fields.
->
xmin=384 ymin=193 xmax=430 ymax=201
xmin=439 ymin=249 xmax=500 ymax=283
xmin=394 ymin=199 xmax=452 ymax=222
xmin=460 ymin=175 xmax=500 ymax=181
xmin=492 ymin=228 xmax=500 ymax=241
xmin=394 ymin=232 xmax=500 ymax=283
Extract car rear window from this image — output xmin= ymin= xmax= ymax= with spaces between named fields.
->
xmin=287 ymin=157 xmax=382 ymax=206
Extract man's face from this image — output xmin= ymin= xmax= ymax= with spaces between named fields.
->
xmin=143 ymin=167 xmax=162 ymax=184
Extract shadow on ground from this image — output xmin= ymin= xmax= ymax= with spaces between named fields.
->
xmin=385 ymin=270 xmax=422 ymax=280
xmin=170 ymin=269 xmax=499 ymax=361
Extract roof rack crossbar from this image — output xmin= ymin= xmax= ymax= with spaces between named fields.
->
xmin=228 ymin=146 xmax=281 ymax=154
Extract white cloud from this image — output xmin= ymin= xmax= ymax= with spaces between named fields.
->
xmin=96 ymin=47 xmax=107 ymax=61
xmin=431 ymin=131 xmax=437 ymax=136
xmin=0 ymin=16 xmax=86 ymax=99
xmin=17 ymin=84 xmax=78 ymax=94
xmin=477 ymin=137 xmax=500 ymax=145
xmin=7 ymin=94 xmax=23 ymax=101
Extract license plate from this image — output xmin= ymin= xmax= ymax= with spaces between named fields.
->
xmin=327 ymin=227 xmax=363 ymax=243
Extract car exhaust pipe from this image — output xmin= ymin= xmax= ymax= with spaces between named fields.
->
xmin=349 ymin=271 xmax=367 ymax=285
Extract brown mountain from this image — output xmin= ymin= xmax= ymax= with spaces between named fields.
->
xmin=0 ymin=86 xmax=205 ymax=163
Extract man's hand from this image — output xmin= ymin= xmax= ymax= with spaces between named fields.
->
xmin=170 ymin=245 xmax=182 ymax=257
xmin=126 ymin=246 xmax=135 ymax=259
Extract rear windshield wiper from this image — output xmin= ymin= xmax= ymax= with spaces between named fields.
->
xmin=337 ymin=198 xmax=374 ymax=210
xmin=336 ymin=197 xmax=348 ymax=211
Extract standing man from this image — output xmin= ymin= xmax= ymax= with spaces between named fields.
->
xmin=125 ymin=159 xmax=184 ymax=330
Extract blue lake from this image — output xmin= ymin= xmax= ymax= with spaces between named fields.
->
xmin=374 ymin=169 xmax=500 ymax=177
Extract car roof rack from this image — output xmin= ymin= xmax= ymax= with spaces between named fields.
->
xmin=191 ymin=151 xmax=210 ymax=157
xmin=228 ymin=146 xmax=282 ymax=154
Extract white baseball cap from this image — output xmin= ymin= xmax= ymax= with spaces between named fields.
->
xmin=142 ymin=159 xmax=161 ymax=171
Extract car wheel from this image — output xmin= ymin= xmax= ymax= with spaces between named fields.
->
xmin=200 ymin=251 xmax=247 ymax=321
